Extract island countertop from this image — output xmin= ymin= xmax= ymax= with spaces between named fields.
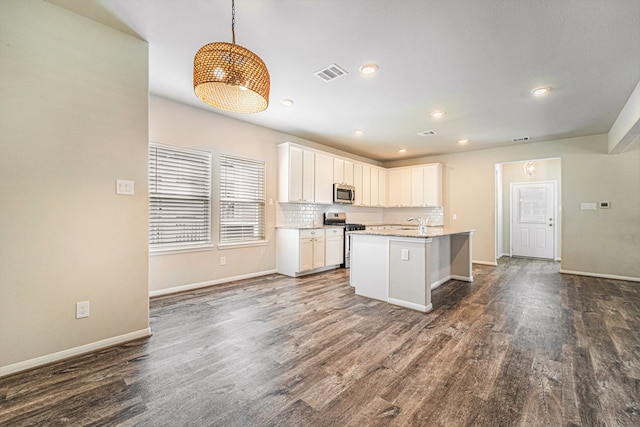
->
xmin=349 ymin=227 xmax=474 ymax=239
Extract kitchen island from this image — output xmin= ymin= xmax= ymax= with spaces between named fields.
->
xmin=349 ymin=228 xmax=474 ymax=312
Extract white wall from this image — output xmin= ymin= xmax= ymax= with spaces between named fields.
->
xmin=1 ymin=0 xmax=150 ymax=373
xmin=384 ymin=135 xmax=640 ymax=279
xmin=149 ymin=96 xmax=280 ymax=292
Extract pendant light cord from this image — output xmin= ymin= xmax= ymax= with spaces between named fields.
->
xmin=231 ymin=0 xmax=236 ymax=44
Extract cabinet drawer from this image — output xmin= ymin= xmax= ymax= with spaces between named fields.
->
xmin=325 ymin=228 xmax=343 ymax=237
xmin=300 ymin=228 xmax=325 ymax=239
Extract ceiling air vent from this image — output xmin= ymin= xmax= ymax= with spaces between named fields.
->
xmin=511 ymin=136 xmax=530 ymax=143
xmin=417 ymin=130 xmax=437 ymax=137
xmin=314 ymin=63 xmax=348 ymax=82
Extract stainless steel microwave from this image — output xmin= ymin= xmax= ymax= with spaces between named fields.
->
xmin=333 ymin=183 xmax=355 ymax=204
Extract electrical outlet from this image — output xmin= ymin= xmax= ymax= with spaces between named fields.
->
xmin=116 ymin=179 xmax=134 ymax=195
xmin=220 ymin=256 xmax=226 ymax=266
xmin=76 ymin=301 xmax=90 ymax=319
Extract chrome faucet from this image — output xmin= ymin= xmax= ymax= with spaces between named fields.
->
xmin=408 ymin=216 xmax=429 ymax=234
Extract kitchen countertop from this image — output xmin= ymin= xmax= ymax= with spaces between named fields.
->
xmin=349 ymin=227 xmax=474 ymax=239
xmin=276 ymin=225 xmax=345 ymax=230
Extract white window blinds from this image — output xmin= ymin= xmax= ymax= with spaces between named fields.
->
xmin=149 ymin=142 xmax=212 ymax=250
xmin=220 ymin=154 xmax=265 ymax=244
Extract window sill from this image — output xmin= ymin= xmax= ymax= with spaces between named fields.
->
xmin=218 ymin=240 xmax=267 ymax=250
xmin=150 ymin=244 xmax=214 ymax=256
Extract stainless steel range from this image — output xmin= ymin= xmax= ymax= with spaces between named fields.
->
xmin=324 ymin=212 xmax=366 ymax=268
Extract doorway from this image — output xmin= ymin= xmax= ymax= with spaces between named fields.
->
xmin=495 ymin=158 xmax=561 ymax=262
xmin=510 ymin=182 xmax=556 ymax=259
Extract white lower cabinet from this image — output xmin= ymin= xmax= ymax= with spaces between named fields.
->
xmin=325 ymin=228 xmax=344 ymax=266
xmin=277 ymin=228 xmax=343 ymax=277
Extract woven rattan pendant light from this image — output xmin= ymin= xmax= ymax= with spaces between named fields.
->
xmin=194 ymin=0 xmax=270 ymax=113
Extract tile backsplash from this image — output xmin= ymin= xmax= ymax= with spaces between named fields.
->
xmin=277 ymin=203 xmax=443 ymax=227
xmin=277 ymin=203 xmax=323 ymax=227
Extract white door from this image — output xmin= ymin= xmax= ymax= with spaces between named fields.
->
xmin=511 ymin=182 xmax=555 ymax=259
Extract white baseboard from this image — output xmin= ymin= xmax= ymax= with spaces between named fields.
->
xmin=0 ymin=328 xmax=152 ymax=378
xmin=149 ymin=269 xmax=278 ymax=297
xmin=559 ymin=269 xmax=640 ymax=283
xmin=473 ymin=260 xmax=498 ymax=266
xmin=451 ymin=274 xmax=474 ymax=282
xmin=388 ymin=298 xmax=432 ymax=313
xmin=430 ymin=276 xmax=451 ymax=290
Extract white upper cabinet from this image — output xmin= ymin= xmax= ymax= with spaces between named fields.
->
xmin=315 ymin=152 xmax=333 ymax=204
xmin=279 ymin=142 xmax=332 ymax=204
xmin=333 ymin=158 xmax=354 ymax=186
xmin=421 ymin=163 xmax=442 ymax=206
xmin=362 ymin=164 xmax=371 ymax=206
xmin=278 ymin=144 xmax=303 ymax=202
xmin=389 ymin=163 xmax=443 ymax=207
xmin=378 ymin=169 xmax=387 ymax=207
xmin=344 ymin=160 xmax=354 ymax=186
xmin=388 ymin=168 xmax=411 ymax=207
xmin=353 ymin=163 xmax=364 ymax=206
xmin=411 ymin=166 xmax=425 ymax=207
xmin=370 ymin=167 xmax=379 ymax=206
xmin=302 ymin=149 xmax=315 ymax=203
xmin=333 ymin=158 xmax=344 ymax=184
xmin=410 ymin=164 xmax=442 ymax=207
xmin=279 ymin=142 xmax=442 ymax=207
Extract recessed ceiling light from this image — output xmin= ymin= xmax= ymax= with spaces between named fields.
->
xmin=359 ymin=64 xmax=378 ymax=75
xmin=430 ymin=110 xmax=446 ymax=118
xmin=398 ymin=148 xmax=407 ymax=153
xmin=281 ymin=99 xmax=294 ymax=106
xmin=458 ymin=138 xmax=469 ymax=144
xmin=531 ymin=87 xmax=551 ymax=96
xmin=354 ymin=129 xmax=364 ymax=136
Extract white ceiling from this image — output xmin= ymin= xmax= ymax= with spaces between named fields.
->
xmin=53 ymin=0 xmax=640 ymax=161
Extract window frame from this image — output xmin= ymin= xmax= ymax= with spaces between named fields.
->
xmin=219 ymin=154 xmax=266 ymax=248
xmin=149 ymin=142 xmax=213 ymax=254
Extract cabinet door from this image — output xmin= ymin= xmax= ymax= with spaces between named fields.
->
xmin=315 ymin=152 xmax=333 ymax=204
xmin=423 ymin=164 xmax=442 ymax=206
xmin=288 ymin=146 xmax=303 ymax=202
xmin=313 ymin=237 xmax=325 ymax=269
xmin=370 ymin=168 xmax=379 ymax=206
xmin=325 ymin=229 xmax=344 ymax=266
xmin=302 ymin=150 xmax=315 ymax=203
xmin=333 ymin=158 xmax=344 ymax=184
xmin=299 ymin=237 xmax=314 ymax=272
xmin=388 ymin=169 xmax=400 ymax=207
xmin=362 ymin=165 xmax=371 ymax=206
xmin=411 ymin=167 xmax=424 ymax=207
xmin=399 ymin=168 xmax=412 ymax=207
xmin=353 ymin=163 xmax=363 ymax=206
xmin=378 ymin=169 xmax=387 ymax=207
xmin=344 ymin=161 xmax=354 ymax=186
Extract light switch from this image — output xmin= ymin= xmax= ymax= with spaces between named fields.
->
xmin=116 ymin=179 xmax=134 ymax=195
xmin=401 ymin=249 xmax=410 ymax=261
xmin=580 ymin=202 xmax=597 ymax=210
xmin=599 ymin=201 xmax=610 ymax=209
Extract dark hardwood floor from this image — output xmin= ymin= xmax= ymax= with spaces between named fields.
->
xmin=2 ymin=258 xmax=640 ymax=426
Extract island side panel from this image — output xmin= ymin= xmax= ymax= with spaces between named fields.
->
xmin=429 ymin=235 xmax=451 ymax=290
xmin=350 ymin=234 xmax=389 ymax=301
xmin=450 ymin=232 xmax=474 ymax=281
xmin=388 ymin=238 xmax=432 ymax=312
